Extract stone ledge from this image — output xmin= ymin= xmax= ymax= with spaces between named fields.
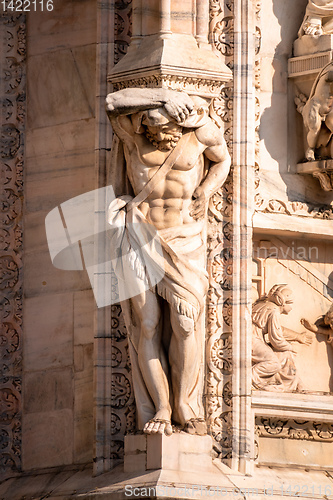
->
xmin=252 ymin=391 xmax=333 ymax=422
xmin=294 ymin=34 xmax=333 ymax=57
xmin=2 ymin=462 xmax=333 ymax=499
xmin=297 ymin=159 xmax=333 ymax=174
xmin=253 ymin=211 xmax=333 ymax=240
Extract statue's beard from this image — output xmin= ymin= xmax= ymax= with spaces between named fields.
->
xmin=145 ymin=129 xmax=183 ymax=151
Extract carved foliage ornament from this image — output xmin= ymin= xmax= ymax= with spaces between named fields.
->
xmin=110 ymin=305 xmax=135 ymax=465
xmin=256 ymin=417 xmax=333 ymax=442
xmin=0 ymin=11 xmax=25 ymax=478
xmin=206 ymin=0 xmax=234 ymax=463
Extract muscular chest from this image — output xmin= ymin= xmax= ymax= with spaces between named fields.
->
xmin=133 ymin=132 xmax=204 ymax=172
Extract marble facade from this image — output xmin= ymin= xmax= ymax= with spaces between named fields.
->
xmin=2 ymin=0 xmax=333 ymax=499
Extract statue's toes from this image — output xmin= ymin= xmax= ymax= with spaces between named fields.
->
xmin=184 ymin=418 xmax=207 ymax=436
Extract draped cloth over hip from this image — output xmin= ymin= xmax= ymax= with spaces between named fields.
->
xmin=108 ymin=201 xmax=208 ymax=428
xmin=305 ymin=0 xmax=333 ymax=17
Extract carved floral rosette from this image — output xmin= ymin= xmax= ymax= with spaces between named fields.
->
xmin=114 ymin=0 xmax=132 ymax=65
xmin=0 ymin=11 xmax=25 ymax=478
xmin=110 ymin=304 xmax=135 ymax=467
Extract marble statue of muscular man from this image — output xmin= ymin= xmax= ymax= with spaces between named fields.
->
xmin=299 ymin=0 xmax=333 ymax=37
xmin=106 ymin=88 xmax=231 ymax=436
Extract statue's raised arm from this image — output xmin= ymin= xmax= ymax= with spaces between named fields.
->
xmin=106 ymin=88 xmax=194 ymax=123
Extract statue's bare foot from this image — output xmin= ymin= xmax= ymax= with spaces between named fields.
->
xmin=144 ymin=418 xmax=173 ymax=436
xmin=305 ymin=147 xmax=315 ymax=161
xmin=302 ymin=16 xmax=323 ymax=37
xmin=184 ymin=418 xmax=207 ymax=436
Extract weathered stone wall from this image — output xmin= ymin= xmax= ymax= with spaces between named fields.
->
xmin=22 ymin=0 xmax=97 ymax=470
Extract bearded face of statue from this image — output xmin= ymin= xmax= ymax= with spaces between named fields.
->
xmin=145 ymin=122 xmax=183 ymax=151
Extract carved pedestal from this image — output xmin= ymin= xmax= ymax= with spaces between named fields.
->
xmin=124 ymin=433 xmax=214 ymax=474
xmin=293 ymin=34 xmax=333 ymax=58
xmin=297 ymin=159 xmax=333 ymax=191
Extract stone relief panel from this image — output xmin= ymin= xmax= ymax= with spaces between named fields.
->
xmin=255 ymin=0 xmax=333 ymax=214
xmin=252 ymin=284 xmax=313 ymax=392
xmin=0 ymin=11 xmax=25 ymax=478
xmin=253 ymin=238 xmax=333 ymax=393
xmin=254 ymin=0 xmax=333 ymax=214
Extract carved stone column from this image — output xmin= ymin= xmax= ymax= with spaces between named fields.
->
xmin=108 ymin=0 xmax=232 ymax=96
xmin=231 ymin=0 xmax=255 ymax=474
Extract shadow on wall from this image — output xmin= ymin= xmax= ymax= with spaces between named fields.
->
xmin=259 ymin=0 xmax=332 ymax=202
xmin=327 ymin=272 xmax=333 ymax=391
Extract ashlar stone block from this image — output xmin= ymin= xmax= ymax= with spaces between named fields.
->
xmin=124 ymin=433 xmax=214 ymax=474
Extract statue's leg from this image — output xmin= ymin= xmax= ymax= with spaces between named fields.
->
xmin=131 ymin=289 xmax=172 ymax=435
xmin=169 ymin=309 xmax=206 ymax=435
xmin=325 ymin=110 xmax=333 ymax=134
xmin=323 ymin=17 xmax=333 ymax=35
xmin=304 ymin=102 xmax=322 ymax=160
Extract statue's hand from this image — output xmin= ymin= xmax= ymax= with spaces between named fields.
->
xmin=190 ymin=186 xmax=207 ymax=220
xmin=163 ymin=91 xmax=194 ymax=123
xmin=297 ymin=331 xmax=313 ymax=346
xmin=300 ymin=318 xmax=317 ymax=333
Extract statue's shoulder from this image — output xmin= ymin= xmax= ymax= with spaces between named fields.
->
xmin=253 ymin=299 xmax=278 ymax=316
xmin=194 ymin=118 xmax=225 ymax=147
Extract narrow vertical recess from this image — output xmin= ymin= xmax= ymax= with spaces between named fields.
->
xmin=196 ymin=0 xmax=209 ymax=44
xmin=231 ymin=0 xmax=255 ymax=475
xmin=94 ymin=0 xmax=115 ymax=476
xmin=132 ymin=0 xmax=142 ymax=43
xmin=160 ymin=0 xmax=172 ymax=36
